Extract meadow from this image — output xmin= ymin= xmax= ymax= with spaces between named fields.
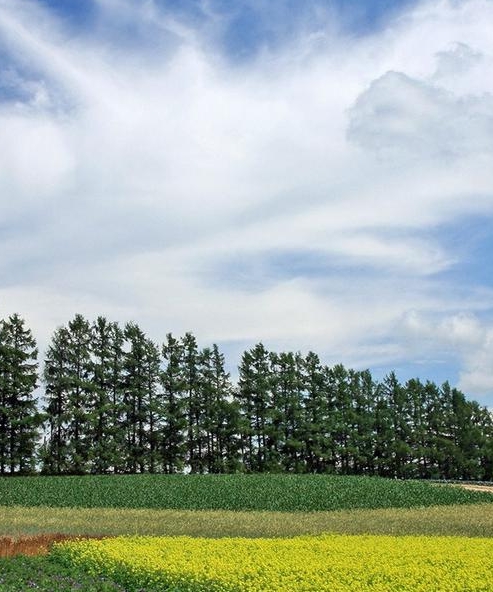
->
xmin=0 ymin=474 xmax=492 ymax=591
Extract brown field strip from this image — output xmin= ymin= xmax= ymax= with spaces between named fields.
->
xmin=0 ymin=534 xmax=104 ymax=558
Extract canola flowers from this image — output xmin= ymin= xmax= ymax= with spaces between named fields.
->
xmin=53 ymin=534 xmax=493 ymax=592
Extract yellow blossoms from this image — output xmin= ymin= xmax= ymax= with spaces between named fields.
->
xmin=55 ymin=534 xmax=493 ymax=592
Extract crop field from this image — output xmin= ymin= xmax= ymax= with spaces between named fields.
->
xmin=0 ymin=475 xmax=492 ymax=591
xmin=0 ymin=473 xmax=490 ymax=511
xmin=52 ymin=533 xmax=493 ymax=592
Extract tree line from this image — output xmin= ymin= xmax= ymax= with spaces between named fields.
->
xmin=1 ymin=312 xmax=493 ymax=479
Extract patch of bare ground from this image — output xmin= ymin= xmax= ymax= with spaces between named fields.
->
xmin=451 ymin=484 xmax=493 ymax=494
xmin=0 ymin=534 xmax=104 ymax=557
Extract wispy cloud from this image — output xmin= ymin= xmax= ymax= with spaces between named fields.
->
xmin=1 ymin=0 xmax=493 ymax=401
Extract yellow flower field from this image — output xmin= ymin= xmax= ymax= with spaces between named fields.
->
xmin=54 ymin=533 xmax=493 ymax=592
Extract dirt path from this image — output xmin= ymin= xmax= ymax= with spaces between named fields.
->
xmin=452 ymin=483 xmax=493 ymax=494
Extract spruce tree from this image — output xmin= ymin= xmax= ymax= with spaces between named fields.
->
xmin=182 ymin=333 xmax=201 ymax=473
xmin=301 ymin=352 xmax=332 ymax=473
xmin=160 ymin=334 xmax=187 ymax=473
xmin=237 ymin=343 xmax=272 ymax=472
xmin=269 ymin=351 xmax=305 ymax=472
xmin=198 ymin=344 xmax=239 ymax=473
xmin=0 ymin=314 xmax=40 ymax=474
xmin=90 ymin=317 xmax=124 ymax=473
xmin=122 ymin=322 xmax=155 ymax=473
xmin=42 ymin=325 xmax=71 ymax=474
xmin=65 ymin=314 xmax=94 ymax=474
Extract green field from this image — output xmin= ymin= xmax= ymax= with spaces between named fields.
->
xmin=1 ymin=475 xmax=492 ymax=591
xmin=0 ymin=474 xmax=490 ymax=511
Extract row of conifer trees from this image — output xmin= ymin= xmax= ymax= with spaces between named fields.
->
xmin=1 ymin=312 xmax=493 ymax=479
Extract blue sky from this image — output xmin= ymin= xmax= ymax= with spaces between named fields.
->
xmin=1 ymin=0 xmax=493 ymax=404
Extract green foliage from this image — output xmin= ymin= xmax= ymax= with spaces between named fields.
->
xmin=0 ymin=314 xmax=40 ymax=475
xmin=0 ymin=474 xmax=491 ymax=512
xmin=3 ymin=313 xmax=493 ymax=480
xmin=0 ymin=555 xmax=125 ymax=591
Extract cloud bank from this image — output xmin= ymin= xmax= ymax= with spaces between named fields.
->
xmin=1 ymin=0 xmax=493 ymax=402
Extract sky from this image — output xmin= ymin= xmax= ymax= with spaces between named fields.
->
xmin=1 ymin=0 xmax=493 ymax=404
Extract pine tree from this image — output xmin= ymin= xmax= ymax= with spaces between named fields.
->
xmin=0 ymin=314 xmax=40 ymax=474
xmin=122 ymin=323 xmax=149 ymax=473
xmin=198 ymin=344 xmax=239 ymax=473
xmin=381 ymin=372 xmax=412 ymax=478
xmin=269 ymin=351 xmax=305 ymax=472
xmin=65 ymin=314 xmax=94 ymax=474
xmin=236 ymin=343 xmax=272 ymax=472
xmin=182 ymin=333 xmax=201 ymax=473
xmin=160 ymin=334 xmax=187 ymax=473
xmin=331 ymin=364 xmax=354 ymax=474
xmin=90 ymin=317 xmax=124 ymax=474
xmin=348 ymin=369 xmax=376 ymax=475
xmin=144 ymin=337 xmax=162 ymax=473
xmin=42 ymin=325 xmax=71 ymax=474
xmin=301 ymin=352 xmax=334 ymax=473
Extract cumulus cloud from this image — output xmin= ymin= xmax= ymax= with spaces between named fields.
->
xmin=1 ymin=0 xmax=493 ymax=399
xmin=402 ymin=311 xmax=493 ymax=404
xmin=348 ymin=70 xmax=493 ymax=161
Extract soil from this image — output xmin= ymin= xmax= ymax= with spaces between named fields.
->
xmin=0 ymin=534 xmax=104 ymax=557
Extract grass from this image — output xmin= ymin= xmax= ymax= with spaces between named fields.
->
xmin=0 ymin=503 xmax=492 ymax=538
xmin=0 ymin=555 xmax=126 ymax=591
xmin=0 ymin=473 xmax=491 ymax=512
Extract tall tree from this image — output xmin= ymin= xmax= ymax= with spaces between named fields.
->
xmin=269 ymin=351 xmax=305 ymax=472
xmin=198 ymin=344 xmax=239 ymax=473
xmin=89 ymin=317 xmax=124 ymax=474
xmin=42 ymin=325 xmax=71 ymax=474
xmin=0 ymin=314 xmax=40 ymax=475
xmin=301 ymin=352 xmax=334 ymax=473
xmin=160 ymin=334 xmax=186 ymax=473
xmin=65 ymin=314 xmax=94 ymax=474
xmin=182 ymin=333 xmax=201 ymax=473
xmin=236 ymin=343 xmax=272 ymax=472
xmin=122 ymin=322 xmax=159 ymax=473
xmin=381 ymin=372 xmax=412 ymax=478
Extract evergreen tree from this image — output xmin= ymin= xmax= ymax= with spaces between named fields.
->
xmin=65 ymin=314 xmax=94 ymax=474
xmin=160 ymin=334 xmax=187 ymax=473
xmin=405 ymin=378 xmax=429 ymax=478
xmin=269 ymin=351 xmax=305 ymax=472
xmin=144 ymin=337 xmax=162 ymax=473
xmin=42 ymin=325 xmax=72 ymax=474
xmin=382 ymin=372 xmax=413 ymax=478
xmin=0 ymin=314 xmax=40 ymax=474
xmin=182 ymin=333 xmax=201 ymax=473
xmin=198 ymin=344 xmax=239 ymax=473
xmin=331 ymin=364 xmax=354 ymax=474
xmin=122 ymin=322 xmax=159 ymax=473
xmin=90 ymin=317 xmax=124 ymax=473
xmin=236 ymin=343 xmax=272 ymax=472
xmin=301 ymin=352 xmax=334 ymax=473
xmin=348 ymin=369 xmax=376 ymax=475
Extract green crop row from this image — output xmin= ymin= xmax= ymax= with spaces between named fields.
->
xmin=0 ymin=555 xmax=125 ymax=592
xmin=0 ymin=474 xmax=490 ymax=512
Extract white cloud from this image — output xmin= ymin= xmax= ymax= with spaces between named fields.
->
xmin=1 ymin=0 xmax=493 ymax=400
xmin=402 ymin=311 xmax=493 ymax=402
xmin=348 ymin=70 xmax=493 ymax=161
